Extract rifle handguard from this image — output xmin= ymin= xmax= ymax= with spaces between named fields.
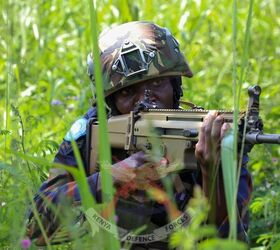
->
xmin=86 ymin=85 xmax=280 ymax=175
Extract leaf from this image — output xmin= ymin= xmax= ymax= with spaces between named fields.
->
xmin=221 ymin=128 xmax=237 ymax=239
xmin=250 ymin=197 xmax=266 ymax=214
xmin=198 ymin=238 xmax=247 ymax=250
xmin=0 ymin=162 xmax=27 ymax=183
xmin=272 ymin=239 xmax=280 ymax=250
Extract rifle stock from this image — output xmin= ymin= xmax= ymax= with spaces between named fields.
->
xmin=86 ymin=86 xmax=280 ymax=175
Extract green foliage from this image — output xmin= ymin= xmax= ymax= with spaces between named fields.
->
xmin=221 ymin=128 xmax=238 ymax=239
xmin=170 ymin=186 xmax=247 ymax=250
xmin=170 ymin=186 xmax=214 ymax=249
xmin=1 ymin=0 xmax=279 ymax=249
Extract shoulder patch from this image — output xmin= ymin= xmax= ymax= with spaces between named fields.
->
xmin=64 ymin=118 xmax=87 ymax=141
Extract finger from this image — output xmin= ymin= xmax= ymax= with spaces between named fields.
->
xmin=112 ymin=166 xmax=136 ymax=183
xmin=221 ymin=122 xmax=231 ymax=139
xmin=135 ymin=162 xmax=154 ymax=176
xmin=136 ymin=162 xmax=161 ymax=181
xmin=197 ymin=112 xmax=212 ymax=147
xmin=211 ymin=115 xmax=224 ymax=147
xmin=131 ymin=151 xmax=147 ymax=166
xmin=195 ymin=113 xmax=213 ymax=160
xmin=204 ymin=111 xmax=218 ymax=160
xmin=120 ymin=151 xmax=147 ymax=168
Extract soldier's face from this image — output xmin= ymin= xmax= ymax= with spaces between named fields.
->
xmin=113 ymin=77 xmax=174 ymax=114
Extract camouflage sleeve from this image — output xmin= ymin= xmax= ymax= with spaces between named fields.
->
xmin=217 ymin=164 xmax=253 ymax=241
xmin=26 ymin=168 xmax=101 ymax=245
xmin=26 ymin=113 xmax=100 ymax=245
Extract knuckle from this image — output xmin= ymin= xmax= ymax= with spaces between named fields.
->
xmin=195 ymin=147 xmax=204 ymax=158
xmin=214 ymin=115 xmax=224 ymax=124
xmin=221 ymin=123 xmax=231 ymax=137
xmin=195 ymin=143 xmax=202 ymax=151
xmin=204 ymin=153 xmax=212 ymax=162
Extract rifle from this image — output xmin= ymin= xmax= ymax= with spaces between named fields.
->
xmin=86 ymin=85 xmax=280 ymax=175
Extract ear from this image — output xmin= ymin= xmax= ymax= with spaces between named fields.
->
xmin=105 ymin=96 xmax=121 ymax=116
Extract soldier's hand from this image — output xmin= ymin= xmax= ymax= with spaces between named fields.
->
xmin=112 ymin=151 xmax=162 ymax=191
xmin=195 ymin=111 xmax=230 ymax=174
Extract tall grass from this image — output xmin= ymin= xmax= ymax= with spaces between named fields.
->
xmin=4 ymin=0 xmax=11 ymax=165
xmin=88 ymin=0 xmax=115 ymax=204
xmin=86 ymin=1 xmax=120 ymax=248
xmin=220 ymin=0 xmax=254 ymax=240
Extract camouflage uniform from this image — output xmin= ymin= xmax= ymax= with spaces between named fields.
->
xmin=26 ymin=22 xmax=253 ymax=249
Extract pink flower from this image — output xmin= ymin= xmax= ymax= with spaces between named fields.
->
xmin=21 ymin=238 xmax=31 ymax=249
xmin=272 ymin=157 xmax=278 ymax=164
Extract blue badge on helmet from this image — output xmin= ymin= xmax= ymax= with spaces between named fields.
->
xmin=64 ymin=118 xmax=87 ymax=141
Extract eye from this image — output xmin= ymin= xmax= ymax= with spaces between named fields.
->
xmin=151 ymin=79 xmax=162 ymax=87
xmin=119 ymin=88 xmax=132 ymax=97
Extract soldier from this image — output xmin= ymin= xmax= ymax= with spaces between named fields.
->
xmin=26 ymin=21 xmax=252 ymax=249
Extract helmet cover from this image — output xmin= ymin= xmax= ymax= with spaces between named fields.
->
xmin=87 ymin=21 xmax=193 ymax=97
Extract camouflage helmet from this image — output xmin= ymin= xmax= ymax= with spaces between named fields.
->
xmin=87 ymin=21 xmax=193 ymax=98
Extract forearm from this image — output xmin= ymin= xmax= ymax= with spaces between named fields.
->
xmin=202 ymin=166 xmax=252 ymax=238
xmin=201 ymin=167 xmax=227 ymax=226
xmin=26 ymin=172 xmax=101 ymax=244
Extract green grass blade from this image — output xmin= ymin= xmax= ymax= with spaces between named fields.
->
xmin=88 ymin=1 xmax=120 ymax=249
xmin=221 ymin=129 xmax=236 ymax=239
xmin=5 ymin=0 xmax=11 ymax=164
xmin=88 ymin=0 xmax=115 ymax=204
xmin=220 ymin=0 xmax=239 ymax=240
xmin=70 ymin=137 xmax=96 ymax=209
xmin=239 ymin=0 xmax=254 ymax=85
xmin=223 ymin=0 xmax=254 ymax=240
xmin=237 ymin=0 xmax=254 ymax=175
xmin=27 ymin=189 xmax=52 ymax=249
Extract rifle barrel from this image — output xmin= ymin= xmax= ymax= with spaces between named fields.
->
xmin=245 ymin=132 xmax=280 ymax=144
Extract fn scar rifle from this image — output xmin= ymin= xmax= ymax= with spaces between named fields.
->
xmin=86 ymin=85 xmax=280 ymax=175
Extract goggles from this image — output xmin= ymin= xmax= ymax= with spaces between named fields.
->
xmin=112 ymin=40 xmax=155 ymax=77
